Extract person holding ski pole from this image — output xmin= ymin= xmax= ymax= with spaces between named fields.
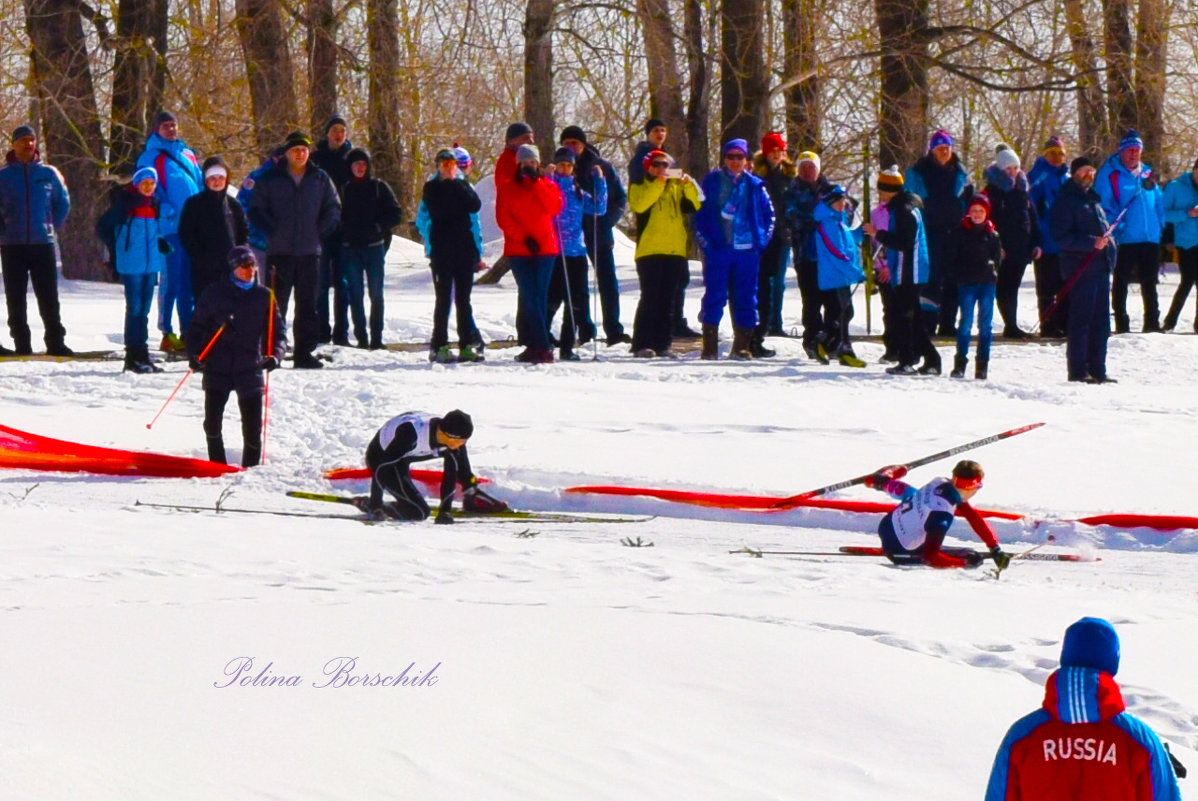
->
xmin=548 ymin=145 xmax=605 ymax=361
xmin=187 ymin=245 xmax=286 ymax=467
xmin=364 ymin=410 xmax=508 ymax=524
xmin=1050 ymin=157 xmax=1118 ymax=384
xmin=984 ymin=616 xmax=1184 ymax=801
xmin=863 ymin=459 xmax=1010 ymax=568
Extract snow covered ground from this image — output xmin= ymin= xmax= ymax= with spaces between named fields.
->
xmin=1 ymin=239 xmax=1196 ymax=800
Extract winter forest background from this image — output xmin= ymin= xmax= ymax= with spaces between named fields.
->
xmin=6 ymin=0 xmax=1198 ymax=281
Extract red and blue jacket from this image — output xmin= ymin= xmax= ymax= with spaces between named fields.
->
xmin=985 ymin=667 xmax=1181 ymax=801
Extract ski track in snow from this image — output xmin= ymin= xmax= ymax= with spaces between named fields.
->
xmin=3 ymin=241 xmax=1198 ymax=799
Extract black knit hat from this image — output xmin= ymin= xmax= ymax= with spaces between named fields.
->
xmin=284 ymin=131 xmax=313 ymax=151
xmin=10 ymin=124 xmax=35 ymax=144
xmin=324 ymin=114 xmax=347 ymax=134
xmin=553 ymin=147 xmax=576 ymax=164
xmin=505 ymin=122 xmax=533 ymax=143
xmin=1070 ymin=156 xmax=1093 ymax=174
xmin=347 ymin=147 xmax=371 ymax=166
xmin=439 ymin=410 xmax=474 ymax=439
xmin=644 ymin=118 xmax=666 ymax=136
xmin=226 ymin=245 xmax=256 ymax=271
xmin=559 ymin=125 xmax=587 ymax=145
xmin=152 ymin=110 xmax=177 ymax=133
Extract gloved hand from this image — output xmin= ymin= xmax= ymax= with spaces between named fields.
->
xmin=258 ymin=355 xmax=280 ymax=371
xmin=962 ymin=550 xmax=986 ymax=567
xmin=863 ymin=473 xmax=891 ymax=489
xmin=188 ymin=356 xmax=203 ymax=371
xmin=990 ymin=546 xmax=1011 ymax=570
xmin=1142 ymin=173 xmax=1157 ymax=190
xmin=463 ymin=485 xmax=509 ymax=513
xmin=434 ymin=509 xmax=454 ymax=525
xmin=524 ymin=236 xmax=540 ymax=254
xmin=879 ymin=464 xmax=908 ymax=479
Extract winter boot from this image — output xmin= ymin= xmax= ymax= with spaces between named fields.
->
xmin=206 ymin=436 xmax=227 ymax=465
xmin=950 ymin=355 xmax=968 ymax=379
xmin=749 ymin=327 xmax=775 ymax=358
xmin=459 ymin=344 xmax=485 ymax=362
xmin=139 ymin=346 xmax=163 ymax=373
xmin=729 ymin=327 xmax=753 ymax=360
xmin=975 ymin=356 xmax=989 ymax=380
xmin=838 ymin=351 xmax=866 ymax=368
xmin=242 ymin=444 xmax=262 ymax=468
xmin=0 ymin=341 xmax=12 ymax=356
xmin=430 ymin=345 xmax=456 ymax=364
xmin=701 ymin=324 xmax=719 ymax=360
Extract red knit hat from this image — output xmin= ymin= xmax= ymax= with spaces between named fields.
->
xmin=967 ymin=193 xmax=991 ymax=215
xmin=761 ymin=132 xmax=786 ymax=156
xmin=642 ymin=149 xmax=671 ymax=173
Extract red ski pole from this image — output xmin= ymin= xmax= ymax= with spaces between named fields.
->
xmin=145 ymin=323 xmax=226 ymax=430
xmin=261 ymin=285 xmax=277 ymax=463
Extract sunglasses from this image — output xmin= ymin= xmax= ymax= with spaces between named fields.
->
xmin=725 ymin=153 xmax=747 ymax=161
xmin=650 ymin=161 xmax=670 ymax=168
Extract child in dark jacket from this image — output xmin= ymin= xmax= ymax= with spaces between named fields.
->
xmin=944 ymin=194 xmax=1003 ymax=379
xmin=422 ymin=149 xmax=483 ymax=362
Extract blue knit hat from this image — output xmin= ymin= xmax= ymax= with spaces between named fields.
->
xmin=10 ymin=124 xmax=35 ymax=143
xmin=453 ymin=146 xmax=472 ymax=169
xmin=722 ymin=139 xmax=749 ymax=157
xmin=1060 ymin=617 xmax=1120 ymax=676
xmin=227 ymin=245 xmax=256 ymax=271
xmin=1118 ymin=130 xmax=1144 ymax=152
xmin=929 ymin=129 xmax=954 ymax=150
xmin=132 ymin=166 xmax=157 ymax=186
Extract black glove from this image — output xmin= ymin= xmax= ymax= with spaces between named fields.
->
xmin=434 ymin=509 xmax=454 ymax=525
xmin=1142 ymin=173 xmax=1157 ymax=191
xmin=962 ymin=550 xmax=986 ymax=568
xmin=157 ymin=238 xmax=172 ymax=254
xmin=990 ymin=546 xmax=1011 ymax=570
xmin=258 ymin=355 xmax=280 ymax=372
xmin=524 ymin=236 xmax=540 ymax=254
xmin=188 ymin=356 xmax=203 ymax=371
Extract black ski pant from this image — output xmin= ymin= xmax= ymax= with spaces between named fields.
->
xmin=926 ymin=224 xmax=958 ymax=334
xmin=1 ymin=243 xmax=65 ymax=351
xmin=430 ymin=252 xmax=477 ymax=351
xmin=1164 ymin=246 xmax=1198 ymax=331
xmin=996 ymin=253 xmax=1029 ymax=333
xmin=632 ymin=255 xmax=683 ymax=353
xmin=671 ymin=258 xmax=691 ymax=334
xmin=547 ymin=254 xmax=590 ymax=352
xmin=893 ymin=282 xmax=939 ymax=369
xmin=366 ymin=441 xmax=474 ymax=518
xmin=755 ymin=237 xmax=786 ymax=339
xmin=1034 ymin=253 xmax=1067 ymax=335
xmin=793 ymin=254 xmax=825 ymax=347
xmin=1112 ymin=241 xmax=1160 ymax=332
xmin=878 ymin=282 xmax=900 ymax=357
xmin=203 ymin=372 xmax=264 ymax=467
xmin=268 ymin=254 xmax=319 ymax=360
xmin=819 ymin=286 xmax=855 ymax=355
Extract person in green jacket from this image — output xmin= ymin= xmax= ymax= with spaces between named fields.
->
xmin=627 ymin=149 xmax=702 ymax=357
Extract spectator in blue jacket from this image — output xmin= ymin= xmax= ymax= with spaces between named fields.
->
xmin=811 ymin=186 xmax=865 ymax=367
xmin=560 ymin=126 xmax=629 ymax=347
xmin=1028 ymin=137 xmax=1071 ymax=336
xmin=549 ymin=146 xmax=606 ymax=361
xmin=0 ymin=124 xmax=71 ymax=356
xmin=904 ymin=129 xmax=973 ymax=336
xmin=237 ymin=146 xmax=284 ymax=275
xmin=135 ymin=110 xmax=203 ymax=352
xmin=693 ymin=138 xmax=775 ymax=360
xmin=1096 ymin=130 xmax=1165 ymax=332
xmin=985 ymin=617 xmax=1182 ymax=801
xmin=1162 ymin=157 xmax=1198 ymax=332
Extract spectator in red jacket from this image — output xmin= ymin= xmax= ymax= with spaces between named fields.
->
xmin=985 ymin=617 xmax=1183 ymax=801
xmin=495 ymin=144 xmax=563 ymax=363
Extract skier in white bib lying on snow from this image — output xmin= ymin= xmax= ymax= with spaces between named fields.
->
xmin=863 ymin=459 xmax=1010 ymax=568
xmin=364 ymin=409 xmax=507 ymax=524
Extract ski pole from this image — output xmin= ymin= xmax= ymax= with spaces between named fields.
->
xmin=145 ymin=322 xmax=226 ymax=430
xmin=863 ymin=140 xmax=873 ymax=335
xmin=768 ymin=422 xmax=1045 ymax=509
xmin=554 ymin=218 xmax=577 ymax=354
xmin=261 ymin=285 xmax=277 ymax=463
xmin=590 ymin=206 xmax=600 ymax=360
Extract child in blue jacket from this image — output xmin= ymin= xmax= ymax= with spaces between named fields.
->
xmin=811 ymin=186 xmax=865 ymax=366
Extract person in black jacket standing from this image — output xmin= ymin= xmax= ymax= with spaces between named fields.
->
xmin=984 ymin=147 xmax=1041 ymax=338
xmin=310 ymin=115 xmax=354 ymax=344
xmin=178 ymin=156 xmax=248 ymax=302
xmin=187 ymin=245 xmax=287 ymax=467
xmin=422 ymin=149 xmax=483 ymax=363
xmin=340 ymin=148 xmax=400 ymax=349
xmin=247 ymin=131 xmax=340 ymax=369
xmin=1050 ymin=157 xmax=1117 ymax=383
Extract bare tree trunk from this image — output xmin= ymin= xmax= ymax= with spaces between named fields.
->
xmin=150 ymin=0 xmax=168 ymax=114
xmin=24 ymin=0 xmax=109 ymax=280
xmin=1134 ymin=0 xmax=1168 ymax=170
xmin=719 ymin=0 xmax=766 ymax=146
xmin=1063 ymin=0 xmax=1108 ymax=158
xmin=367 ymin=0 xmax=404 ymax=220
xmin=1103 ymin=0 xmax=1136 ymax=144
xmin=109 ymin=0 xmax=157 ymax=175
xmin=523 ymin=0 xmax=554 ymax=146
xmin=637 ymin=0 xmax=688 ymax=157
xmin=875 ymin=0 xmax=929 ymax=169
xmin=781 ymin=0 xmax=819 ymax=152
xmin=682 ymin=0 xmax=709 ymax=178
xmin=234 ymin=0 xmax=298 ymax=153
xmin=307 ymin=0 xmax=338 ymax=135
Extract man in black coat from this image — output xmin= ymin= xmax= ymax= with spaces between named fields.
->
xmin=561 ymin=126 xmax=630 ymax=345
xmin=247 ymin=131 xmax=341 ymax=368
xmin=178 ymin=155 xmax=249 ymax=302
xmin=309 ymin=115 xmax=354 ymax=344
xmin=187 ymin=246 xmax=287 ymax=467
xmin=1049 ymin=157 xmax=1117 ymax=383
xmin=340 ymin=148 xmax=401 ymax=349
